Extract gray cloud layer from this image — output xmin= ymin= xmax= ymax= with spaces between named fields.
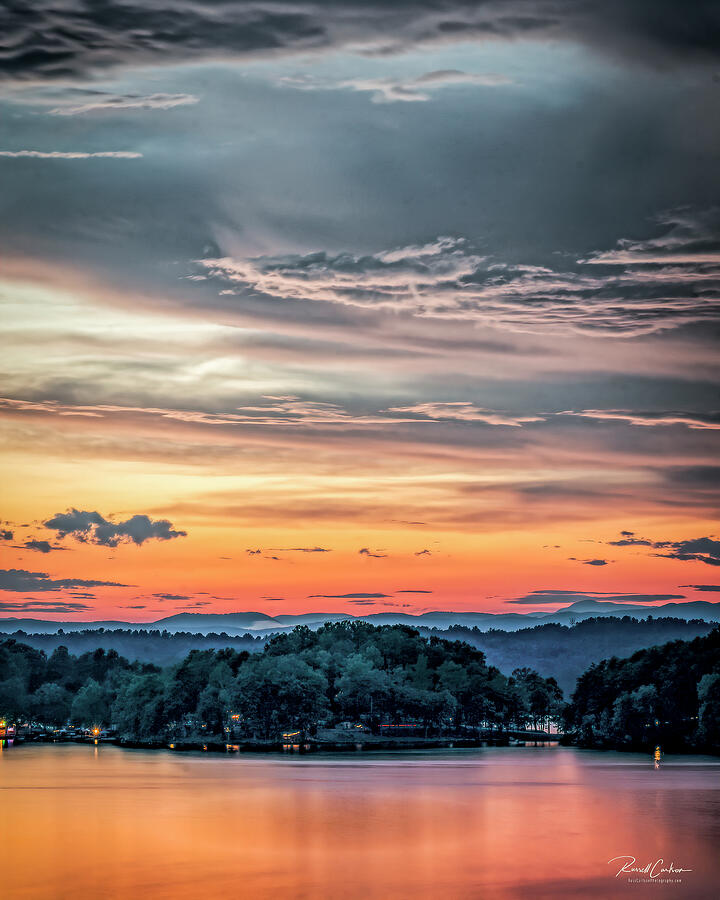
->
xmin=1 ymin=1 xmax=718 ymax=82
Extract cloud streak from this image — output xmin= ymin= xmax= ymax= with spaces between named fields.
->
xmin=0 ymin=150 xmax=142 ymax=159
xmin=0 ymin=568 xmax=126 ymax=593
xmin=280 ymin=69 xmax=512 ymax=103
xmin=0 ymin=600 xmax=93 ymax=613
xmin=307 ymin=592 xmax=392 ymax=599
xmin=48 ymin=92 xmax=199 ymax=116
xmin=198 ymin=212 xmax=720 ymax=336
xmin=506 ymin=590 xmax=686 ymax=605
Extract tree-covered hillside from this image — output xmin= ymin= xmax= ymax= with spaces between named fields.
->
xmin=429 ymin=617 xmax=715 ymax=693
xmin=566 ymin=628 xmax=720 ymax=752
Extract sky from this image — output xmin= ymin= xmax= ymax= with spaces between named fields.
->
xmin=1 ymin=0 xmax=719 ymax=621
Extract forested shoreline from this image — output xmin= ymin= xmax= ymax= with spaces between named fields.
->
xmin=1 ymin=621 xmax=719 ymax=753
xmin=1 ymin=622 xmax=563 ymax=740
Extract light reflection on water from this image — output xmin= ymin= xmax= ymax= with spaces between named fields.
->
xmin=1 ymin=744 xmax=718 ymax=899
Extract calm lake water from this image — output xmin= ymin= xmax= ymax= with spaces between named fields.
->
xmin=1 ymin=743 xmax=718 ymax=899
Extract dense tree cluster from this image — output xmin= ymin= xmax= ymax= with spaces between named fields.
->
xmin=7 ymin=628 xmax=262 ymax=668
xmin=0 ymin=623 xmax=564 ymax=740
xmin=0 ymin=640 xmax=151 ymax=727
xmin=6 ymin=617 xmax=712 ymax=697
xmin=566 ymin=628 xmax=720 ymax=752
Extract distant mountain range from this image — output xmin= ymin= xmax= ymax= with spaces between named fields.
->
xmin=1 ymin=598 xmax=719 ymax=635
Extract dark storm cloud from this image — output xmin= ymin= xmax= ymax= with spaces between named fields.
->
xmin=307 ymin=592 xmax=392 ymax=598
xmin=1 ymin=1 xmax=718 ymax=82
xmin=44 ymin=508 xmax=187 ymax=547
xmin=506 ymin=589 xmax=685 ymax=605
xmin=0 ymin=568 xmax=126 ymax=593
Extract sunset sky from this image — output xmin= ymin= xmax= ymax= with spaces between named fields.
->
xmin=1 ymin=1 xmax=719 ymax=621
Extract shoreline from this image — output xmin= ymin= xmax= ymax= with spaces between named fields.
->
xmin=11 ymin=733 xmax=559 ymax=754
xmin=9 ymin=734 xmax=718 ymax=758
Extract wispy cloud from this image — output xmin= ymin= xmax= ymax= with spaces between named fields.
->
xmin=48 ymin=92 xmax=198 ymax=116
xmin=307 ymin=592 xmax=392 ymax=599
xmin=388 ymin=402 xmax=543 ymax=427
xmin=0 ymin=150 xmax=142 ymax=159
xmin=197 ymin=212 xmax=720 ymax=336
xmin=560 ymin=410 xmax=720 ymax=430
xmin=279 ymin=69 xmax=512 ymax=104
xmin=0 ymin=395 xmax=545 ymax=430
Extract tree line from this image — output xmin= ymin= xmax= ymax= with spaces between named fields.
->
xmin=5 ymin=616 xmax=713 ymax=695
xmin=2 ymin=621 xmax=718 ymax=751
xmin=0 ymin=622 xmax=563 ymax=740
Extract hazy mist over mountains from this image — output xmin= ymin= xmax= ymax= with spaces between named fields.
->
xmin=2 ymin=598 xmax=719 ymax=636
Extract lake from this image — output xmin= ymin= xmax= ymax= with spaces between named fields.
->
xmin=1 ymin=743 xmax=718 ymax=898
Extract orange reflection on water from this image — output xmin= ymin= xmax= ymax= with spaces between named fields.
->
xmin=1 ymin=745 xmax=718 ymax=899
